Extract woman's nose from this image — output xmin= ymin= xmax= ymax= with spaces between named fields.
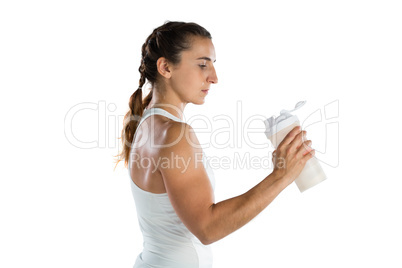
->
xmin=208 ymin=66 xmax=218 ymax=84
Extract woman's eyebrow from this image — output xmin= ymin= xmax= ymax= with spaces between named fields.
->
xmin=196 ymin=56 xmax=216 ymax=63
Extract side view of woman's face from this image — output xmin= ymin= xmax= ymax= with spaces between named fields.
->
xmin=168 ymin=36 xmax=218 ymax=105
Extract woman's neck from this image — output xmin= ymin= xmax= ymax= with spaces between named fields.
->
xmin=146 ymin=94 xmax=186 ymax=121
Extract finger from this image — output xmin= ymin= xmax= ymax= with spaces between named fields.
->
xmin=297 ymin=140 xmax=312 ymax=157
xmin=302 ymin=149 xmax=315 ymax=162
xmin=288 ymin=130 xmax=307 ymax=153
xmin=280 ymin=126 xmax=301 ymax=146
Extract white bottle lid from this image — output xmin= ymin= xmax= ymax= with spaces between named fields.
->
xmin=264 ymin=101 xmax=306 ymax=138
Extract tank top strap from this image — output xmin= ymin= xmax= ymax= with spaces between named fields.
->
xmin=138 ymin=107 xmax=183 ymax=128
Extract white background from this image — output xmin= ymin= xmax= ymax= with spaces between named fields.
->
xmin=1 ymin=0 xmax=401 ymax=267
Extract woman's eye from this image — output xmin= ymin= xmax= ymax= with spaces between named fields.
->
xmin=199 ymin=64 xmax=207 ymax=68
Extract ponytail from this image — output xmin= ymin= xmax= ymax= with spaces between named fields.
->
xmin=113 ymin=66 xmax=153 ymax=170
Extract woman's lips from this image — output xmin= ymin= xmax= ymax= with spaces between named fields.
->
xmin=202 ymin=89 xmax=209 ymax=94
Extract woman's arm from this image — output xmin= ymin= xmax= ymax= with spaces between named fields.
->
xmin=159 ymin=123 xmax=313 ymax=245
xmin=204 ymin=170 xmax=287 ymax=244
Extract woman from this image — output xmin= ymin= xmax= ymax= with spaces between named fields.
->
xmin=115 ymin=21 xmax=314 ymax=268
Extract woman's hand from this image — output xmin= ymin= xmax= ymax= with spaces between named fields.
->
xmin=272 ymin=126 xmax=315 ymax=186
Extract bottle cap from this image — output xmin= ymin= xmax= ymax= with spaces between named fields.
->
xmin=264 ymin=101 xmax=306 ymax=138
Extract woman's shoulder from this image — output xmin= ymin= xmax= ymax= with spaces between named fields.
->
xmin=164 ymin=120 xmax=197 ymax=144
xmin=159 ymin=120 xmax=201 ymax=155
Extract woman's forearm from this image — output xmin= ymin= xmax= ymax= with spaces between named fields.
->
xmin=203 ymin=172 xmax=287 ymax=245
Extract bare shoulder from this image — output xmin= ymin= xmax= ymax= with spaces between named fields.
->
xmin=161 ymin=121 xmax=201 ymax=153
xmin=158 ymin=120 xmax=205 ymax=176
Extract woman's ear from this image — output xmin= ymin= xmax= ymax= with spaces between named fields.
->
xmin=156 ymin=57 xmax=172 ymax=79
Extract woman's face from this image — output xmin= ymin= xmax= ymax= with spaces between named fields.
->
xmin=169 ymin=36 xmax=218 ymax=105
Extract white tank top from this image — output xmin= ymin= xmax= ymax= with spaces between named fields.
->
xmin=128 ymin=108 xmax=215 ymax=268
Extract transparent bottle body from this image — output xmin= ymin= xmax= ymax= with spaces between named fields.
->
xmin=268 ymin=120 xmax=326 ymax=192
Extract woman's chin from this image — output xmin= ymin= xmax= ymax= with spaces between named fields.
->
xmin=193 ymin=99 xmax=206 ymax=105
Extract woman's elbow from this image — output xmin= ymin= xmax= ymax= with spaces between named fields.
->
xmin=197 ymin=226 xmax=220 ymax=245
xmin=199 ymin=234 xmax=214 ymax=245
xmin=193 ymin=207 xmax=220 ymax=245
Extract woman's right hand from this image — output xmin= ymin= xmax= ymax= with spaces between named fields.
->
xmin=272 ymin=126 xmax=315 ymax=186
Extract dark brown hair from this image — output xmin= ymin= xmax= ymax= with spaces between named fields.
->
xmin=114 ymin=21 xmax=212 ymax=169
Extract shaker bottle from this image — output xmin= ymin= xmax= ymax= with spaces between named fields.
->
xmin=264 ymin=101 xmax=327 ymax=192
